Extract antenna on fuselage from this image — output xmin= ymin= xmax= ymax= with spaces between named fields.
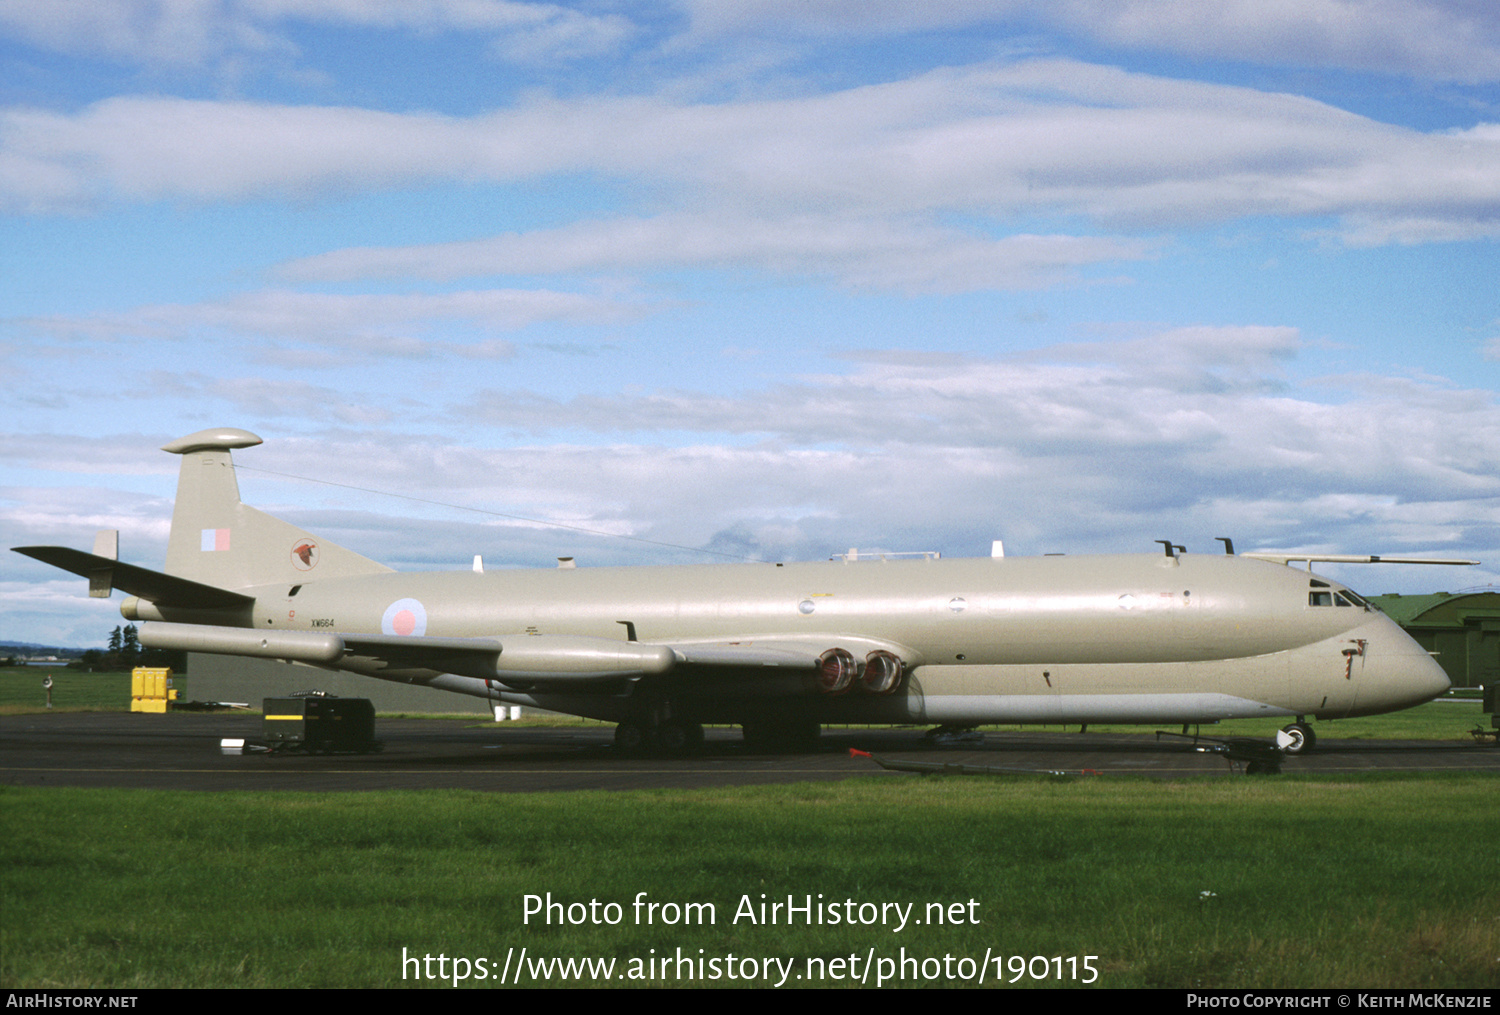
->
xmin=1215 ymin=537 xmax=1235 ymax=555
xmin=1156 ymin=540 xmax=1177 ymax=558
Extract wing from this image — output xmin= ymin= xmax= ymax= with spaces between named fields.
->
xmin=138 ymin=622 xmax=912 ymax=690
xmin=137 ymin=621 xmax=675 ymax=685
xmin=13 ymin=546 xmax=254 ymax=610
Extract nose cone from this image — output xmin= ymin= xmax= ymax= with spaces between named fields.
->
xmin=1358 ymin=616 xmax=1450 ymax=715
xmin=1414 ymin=654 xmax=1452 ymax=701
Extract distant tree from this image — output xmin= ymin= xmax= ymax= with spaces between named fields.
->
xmin=121 ymin=624 xmax=141 ymax=666
xmin=108 ymin=626 xmax=123 ymax=655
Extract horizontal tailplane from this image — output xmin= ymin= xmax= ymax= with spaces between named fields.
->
xmin=13 ymin=546 xmax=253 ymax=610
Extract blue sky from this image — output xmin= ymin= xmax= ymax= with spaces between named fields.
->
xmin=2 ymin=1 xmax=1498 ymax=647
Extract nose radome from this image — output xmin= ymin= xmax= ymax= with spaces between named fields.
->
xmin=1415 ymin=653 xmax=1452 ymax=700
xmin=1364 ymin=618 xmax=1450 ymax=710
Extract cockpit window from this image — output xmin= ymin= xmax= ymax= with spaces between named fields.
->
xmin=1308 ymin=578 xmax=1370 ymax=609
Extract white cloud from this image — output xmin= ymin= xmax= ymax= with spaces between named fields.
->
xmin=4 ymin=61 xmax=1495 ymax=250
xmin=280 ymin=213 xmax=1157 ymax=293
xmin=0 ymin=0 xmax=632 ymax=68
xmin=431 ymin=326 xmax=1500 ymax=535
xmin=677 ymin=0 xmax=1500 ymax=83
xmin=9 ymin=288 xmax=655 ymax=344
xmin=5 ymin=326 xmax=1497 ymax=645
xmin=249 ymin=0 xmax=637 ymax=62
xmin=1 ymin=483 xmax=171 ymax=542
xmin=0 ymin=433 xmax=171 ymax=475
xmin=1056 ymin=0 xmax=1500 ymax=83
xmin=140 ymin=372 xmax=406 ymax=424
xmin=0 ymin=0 xmax=286 ymax=67
xmin=9 ymin=1 xmax=1496 ymax=82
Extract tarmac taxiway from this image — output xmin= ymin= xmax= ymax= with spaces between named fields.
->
xmin=2 ymin=712 xmax=1497 ymax=792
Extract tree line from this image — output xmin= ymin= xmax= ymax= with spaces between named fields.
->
xmin=74 ymin=625 xmax=184 ymax=672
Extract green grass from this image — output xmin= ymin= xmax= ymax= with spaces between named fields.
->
xmin=0 ymin=667 xmax=145 ymax=713
xmin=3 ymin=776 xmax=1497 ymax=989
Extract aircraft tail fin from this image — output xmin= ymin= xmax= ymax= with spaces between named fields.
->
xmin=162 ymin=428 xmax=391 ymax=590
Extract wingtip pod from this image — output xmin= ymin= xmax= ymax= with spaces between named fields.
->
xmin=161 ymin=428 xmax=263 ymax=455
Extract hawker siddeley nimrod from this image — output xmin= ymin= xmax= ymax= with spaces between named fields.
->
xmin=15 ymin=428 xmax=1475 ymax=755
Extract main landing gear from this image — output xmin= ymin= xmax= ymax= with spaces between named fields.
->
xmin=740 ymin=717 xmax=821 ymax=754
xmin=1279 ymin=719 xmax=1317 ymax=754
xmin=614 ymin=717 xmax=704 ymax=757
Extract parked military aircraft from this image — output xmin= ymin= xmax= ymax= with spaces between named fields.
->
xmin=15 ymin=428 xmax=1471 ymax=755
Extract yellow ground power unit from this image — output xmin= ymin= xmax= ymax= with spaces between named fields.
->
xmin=130 ymin=667 xmax=176 ymax=713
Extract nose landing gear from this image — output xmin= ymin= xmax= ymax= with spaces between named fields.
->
xmin=1278 ymin=720 xmax=1316 ymax=754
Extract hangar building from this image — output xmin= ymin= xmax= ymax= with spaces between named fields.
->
xmin=1369 ymin=591 xmax=1500 ymax=690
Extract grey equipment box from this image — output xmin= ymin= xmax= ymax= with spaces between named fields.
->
xmin=263 ymin=694 xmax=376 ymax=752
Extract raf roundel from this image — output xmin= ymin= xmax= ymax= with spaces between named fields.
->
xmin=381 ymin=598 xmax=427 ymax=637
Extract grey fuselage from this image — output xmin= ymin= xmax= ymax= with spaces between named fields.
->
xmin=129 ymin=550 xmax=1449 ymax=727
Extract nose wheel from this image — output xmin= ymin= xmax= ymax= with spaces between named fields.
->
xmin=1278 ymin=721 xmax=1316 ymax=754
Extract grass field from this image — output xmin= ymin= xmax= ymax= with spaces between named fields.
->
xmin=0 ymin=667 xmax=153 ymax=713
xmin=3 ymin=775 xmax=1497 ymax=989
xmin=4 ymin=667 xmax=1496 ymax=989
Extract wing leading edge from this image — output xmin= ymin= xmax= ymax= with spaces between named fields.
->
xmin=136 ymin=622 xmax=910 ymax=688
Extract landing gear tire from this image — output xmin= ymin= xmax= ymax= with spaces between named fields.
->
xmin=655 ymin=719 xmax=704 ymax=756
xmin=741 ymin=718 xmax=821 ymax=754
xmin=1280 ymin=722 xmax=1316 ymax=754
xmin=786 ymin=717 xmax=822 ymax=751
xmin=739 ymin=720 xmax=774 ymax=753
xmin=614 ymin=720 xmax=653 ymax=756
